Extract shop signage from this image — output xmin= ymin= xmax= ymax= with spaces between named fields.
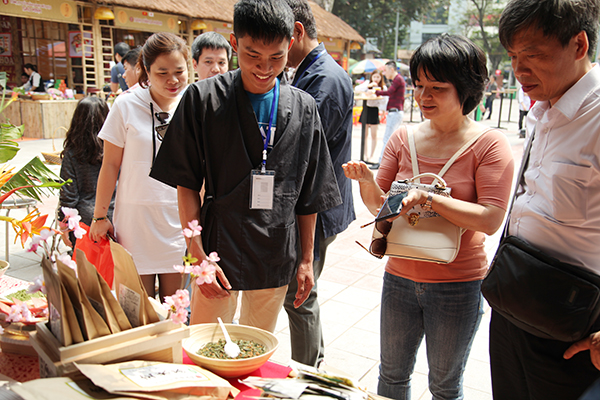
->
xmin=201 ymin=20 xmax=232 ymax=42
xmin=0 ymin=0 xmax=78 ymax=23
xmin=113 ymin=7 xmax=178 ymax=33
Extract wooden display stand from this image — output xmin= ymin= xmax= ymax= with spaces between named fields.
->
xmin=20 ymin=99 xmax=78 ymax=139
xmin=30 ymin=319 xmax=189 ymax=378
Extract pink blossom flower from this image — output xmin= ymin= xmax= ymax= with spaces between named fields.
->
xmin=26 ymin=229 xmax=53 ymax=253
xmin=173 ymin=264 xmax=192 ymax=274
xmin=6 ymin=304 xmax=33 ymax=323
xmin=207 ymin=252 xmax=220 ymax=263
xmin=61 ymin=207 xmax=81 ymax=230
xmin=27 ymin=275 xmax=46 ymax=294
xmin=193 ymin=261 xmax=216 ymax=285
xmin=170 ymin=307 xmax=188 ymax=324
xmin=173 ymin=289 xmax=190 ymax=308
xmin=183 ymin=220 xmax=202 ymax=238
xmin=57 ymin=253 xmax=77 ymax=271
xmin=72 ymin=224 xmax=87 ymax=239
xmin=161 ymin=289 xmax=190 ymax=324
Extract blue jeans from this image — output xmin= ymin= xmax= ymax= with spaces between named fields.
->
xmin=379 ymin=110 xmax=404 ymax=163
xmin=378 ymin=272 xmax=484 ymax=400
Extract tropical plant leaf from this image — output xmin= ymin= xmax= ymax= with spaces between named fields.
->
xmin=0 ymin=156 xmax=66 ymax=201
xmin=0 ymin=123 xmax=24 ymax=163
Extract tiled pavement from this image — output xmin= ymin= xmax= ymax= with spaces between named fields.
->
xmin=1 ymin=97 xmax=524 ymax=399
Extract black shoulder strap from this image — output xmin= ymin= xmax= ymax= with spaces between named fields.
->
xmin=502 ymin=125 xmax=537 ymax=238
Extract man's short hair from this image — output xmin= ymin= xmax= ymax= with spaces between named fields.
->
xmin=284 ymin=0 xmax=318 ymax=40
xmin=409 ymin=34 xmax=488 ymax=115
xmin=233 ymin=0 xmax=294 ymax=44
xmin=191 ymin=31 xmax=232 ymax=62
xmin=122 ymin=47 xmax=141 ymax=67
xmin=114 ymin=42 xmax=130 ymax=57
xmin=385 ymin=60 xmax=397 ymax=70
xmin=499 ymin=0 xmax=600 ymax=57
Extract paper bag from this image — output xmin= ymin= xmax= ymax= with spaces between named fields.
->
xmin=10 ymin=377 xmax=132 ymax=400
xmin=41 ymin=257 xmax=83 ymax=346
xmin=76 ymin=249 xmax=132 ymax=334
xmin=75 ymin=361 xmax=233 ymax=400
xmin=110 ymin=241 xmax=159 ymax=327
xmin=56 ymin=260 xmax=111 ymax=340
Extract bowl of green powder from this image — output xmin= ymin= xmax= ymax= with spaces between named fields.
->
xmin=183 ymin=323 xmax=279 ymax=378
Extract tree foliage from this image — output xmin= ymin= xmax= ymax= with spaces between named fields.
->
xmin=459 ymin=0 xmax=508 ymax=73
xmin=332 ymin=0 xmax=440 ymax=59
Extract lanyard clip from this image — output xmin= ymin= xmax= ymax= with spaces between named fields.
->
xmin=261 ymin=150 xmax=267 ymax=173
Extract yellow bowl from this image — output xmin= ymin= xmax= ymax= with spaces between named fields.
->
xmin=0 ymin=260 xmax=8 ymax=278
xmin=183 ymin=323 xmax=278 ymax=378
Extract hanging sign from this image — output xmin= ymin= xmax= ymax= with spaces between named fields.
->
xmin=0 ymin=0 xmax=77 ymax=23
xmin=113 ymin=7 xmax=178 ymax=33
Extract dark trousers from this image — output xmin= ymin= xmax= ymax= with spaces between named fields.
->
xmin=284 ymin=228 xmax=336 ymax=367
xmin=485 ymin=96 xmax=494 ymax=118
xmin=489 ymin=310 xmax=600 ymax=400
xmin=518 ymin=109 xmax=529 ymax=130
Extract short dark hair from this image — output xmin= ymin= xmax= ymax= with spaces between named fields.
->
xmin=385 ymin=60 xmax=397 ymax=70
xmin=410 ymin=34 xmax=488 ymax=115
xmin=23 ymin=63 xmax=37 ymax=72
xmin=284 ymin=0 xmax=318 ymax=40
xmin=138 ymin=32 xmax=189 ymax=88
xmin=114 ymin=42 xmax=130 ymax=57
xmin=122 ymin=47 xmax=141 ymax=67
xmin=62 ymin=96 xmax=109 ymax=164
xmin=499 ymin=0 xmax=600 ymax=57
xmin=233 ymin=0 xmax=294 ymax=44
xmin=191 ymin=31 xmax=232 ymax=62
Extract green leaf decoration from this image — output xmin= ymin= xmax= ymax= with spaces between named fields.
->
xmin=0 ymin=123 xmax=24 ymax=163
xmin=0 ymin=156 xmax=67 ymax=201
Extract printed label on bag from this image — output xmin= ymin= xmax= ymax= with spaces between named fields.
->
xmin=120 ymin=364 xmax=209 ymax=387
xmin=118 ymin=284 xmax=140 ymax=327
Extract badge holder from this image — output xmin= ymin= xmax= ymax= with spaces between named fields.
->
xmin=250 ymin=168 xmax=275 ymax=210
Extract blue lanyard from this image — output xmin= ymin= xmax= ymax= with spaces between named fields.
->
xmin=262 ymin=79 xmax=279 ymax=171
xmin=293 ymin=49 xmax=326 ymax=87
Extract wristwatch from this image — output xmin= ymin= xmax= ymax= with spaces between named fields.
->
xmin=422 ymin=192 xmax=434 ymax=211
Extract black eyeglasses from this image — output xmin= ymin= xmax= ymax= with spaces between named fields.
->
xmin=155 ymin=112 xmax=169 ymax=125
xmin=154 ymin=112 xmax=170 ymax=140
xmin=356 ymin=219 xmax=393 ymax=259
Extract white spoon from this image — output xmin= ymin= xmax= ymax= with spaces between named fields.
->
xmin=217 ymin=317 xmax=241 ymax=358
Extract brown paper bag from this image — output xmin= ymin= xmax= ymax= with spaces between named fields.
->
xmin=10 ymin=376 xmax=133 ymax=400
xmin=57 ymin=260 xmax=111 ymax=340
xmin=110 ymin=242 xmax=159 ymax=327
xmin=76 ymin=249 xmax=132 ymax=334
xmin=41 ymin=257 xmax=83 ymax=346
xmin=75 ymin=361 xmax=233 ymax=400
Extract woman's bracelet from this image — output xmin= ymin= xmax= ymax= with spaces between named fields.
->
xmin=92 ymin=216 xmax=108 ymax=222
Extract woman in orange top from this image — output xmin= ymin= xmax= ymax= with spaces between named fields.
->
xmin=343 ymin=34 xmax=514 ymax=400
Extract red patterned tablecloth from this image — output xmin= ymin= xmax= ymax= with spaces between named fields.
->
xmin=0 ymin=350 xmax=38 ymax=382
xmin=183 ymin=351 xmax=292 ymax=400
xmin=0 ymin=276 xmax=30 ymax=294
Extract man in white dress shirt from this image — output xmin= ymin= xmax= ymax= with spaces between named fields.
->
xmin=490 ymin=1 xmax=600 ymax=399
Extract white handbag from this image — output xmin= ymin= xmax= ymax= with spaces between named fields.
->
xmin=369 ymin=126 xmax=492 ymax=264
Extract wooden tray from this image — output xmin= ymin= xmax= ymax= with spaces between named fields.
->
xmin=30 ymin=319 xmax=189 ymax=378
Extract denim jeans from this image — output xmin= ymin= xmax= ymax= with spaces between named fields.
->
xmin=378 ymin=272 xmax=484 ymax=400
xmin=379 ymin=110 xmax=404 ymax=163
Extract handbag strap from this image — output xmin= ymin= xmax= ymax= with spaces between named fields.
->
xmin=501 ymin=126 xmax=537 ymax=238
xmin=407 ymin=172 xmax=448 ymax=190
xmin=407 ymin=125 xmax=494 ymax=183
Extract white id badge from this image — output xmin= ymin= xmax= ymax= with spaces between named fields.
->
xmin=250 ymin=169 xmax=275 ymax=210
